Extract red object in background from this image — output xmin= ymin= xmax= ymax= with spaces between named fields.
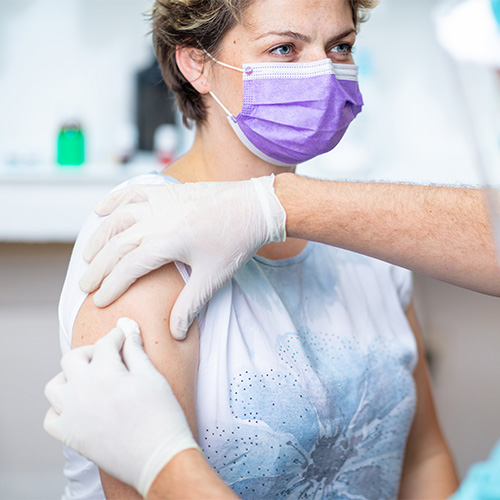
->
xmin=154 ymin=124 xmax=178 ymax=167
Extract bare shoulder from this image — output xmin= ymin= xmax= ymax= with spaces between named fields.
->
xmin=73 ymin=263 xmax=200 ymax=498
xmin=73 ymin=261 xmax=184 ymax=341
xmin=73 ymin=261 xmax=199 ymax=409
xmin=74 ymin=262 xmax=195 ymax=347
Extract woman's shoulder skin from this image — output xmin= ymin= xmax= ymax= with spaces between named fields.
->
xmin=73 ymin=262 xmax=200 ymax=498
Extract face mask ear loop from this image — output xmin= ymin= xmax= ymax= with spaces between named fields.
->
xmin=209 ymin=91 xmax=235 ymax=118
xmin=199 ymin=47 xmax=242 ymax=119
xmin=201 ymin=48 xmax=244 ymax=73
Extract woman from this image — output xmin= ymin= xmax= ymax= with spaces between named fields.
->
xmin=58 ymin=0 xmax=459 ymax=498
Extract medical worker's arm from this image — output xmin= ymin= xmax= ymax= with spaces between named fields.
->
xmin=72 ymin=263 xmax=200 ymax=499
xmin=148 ymin=450 xmax=238 ymax=500
xmin=44 ymin=323 xmax=237 ymax=500
xmin=81 ymin=173 xmax=499 ymax=340
xmin=398 ymin=303 xmax=459 ymax=499
xmin=276 ymin=174 xmax=499 ymax=298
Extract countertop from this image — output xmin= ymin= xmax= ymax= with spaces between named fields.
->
xmin=0 ymin=161 xmax=160 ymax=243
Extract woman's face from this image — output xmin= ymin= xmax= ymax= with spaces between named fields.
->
xmin=207 ymin=0 xmax=357 ymax=117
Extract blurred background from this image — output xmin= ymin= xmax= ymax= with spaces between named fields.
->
xmin=1 ymin=0 xmax=499 ymax=498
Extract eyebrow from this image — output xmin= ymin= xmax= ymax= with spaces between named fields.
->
xmin=252 ymin=28 xmax=356 ymax=45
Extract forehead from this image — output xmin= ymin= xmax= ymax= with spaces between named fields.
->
xmin=242 ymin=0 xmax=355 ymax=34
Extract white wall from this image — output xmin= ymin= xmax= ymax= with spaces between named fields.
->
xmin=0 ymin=0 xmax=154 ymax=167
xmin=413 ymin=274 xmax=500 ymax=477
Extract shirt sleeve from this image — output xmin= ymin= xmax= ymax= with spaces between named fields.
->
xmin=389 ymin=265 xmax=413 ymax=311
xmin=58 ymin=172 xmax=177 ymax=354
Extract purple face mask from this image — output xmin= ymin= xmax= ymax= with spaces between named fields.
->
xmin=207 ymin=54 xmax=364 ymax=166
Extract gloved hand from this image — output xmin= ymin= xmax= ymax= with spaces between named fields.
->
xmin=451 ymin=440 xmax=500 ymax=500
xmin=79 ymin=174 xmax=286 ymax=339
xmin=43 ymin=318 xmax=200 ymax=498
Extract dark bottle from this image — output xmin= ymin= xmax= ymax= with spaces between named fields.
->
xmin=136 ymin=58 xmax=177 ymax=151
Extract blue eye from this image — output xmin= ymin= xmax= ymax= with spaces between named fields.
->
xmin=271 ymin=44 xmax=293 ymax=56
xmin=332 ymin=43 xmax=353 ymax=54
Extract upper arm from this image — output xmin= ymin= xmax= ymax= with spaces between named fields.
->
xmin=403 ymin=302 xmax=444 ymax=456
xmin=399 ymin=301 xmax=458 ymax=498
xmin=73 ymin=262 xmax=199 ymax=499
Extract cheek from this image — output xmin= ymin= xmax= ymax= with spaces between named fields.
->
xmin=210 ymin=31 xmax=246 ymax=113
xmin=212 ymin=68 xmax=244 ymax=115
xmin=229 ymin=73 xmax=244 ymax=113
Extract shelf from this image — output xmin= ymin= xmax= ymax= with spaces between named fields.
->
xmin=0 ymin=160 xmax=160 ymax=243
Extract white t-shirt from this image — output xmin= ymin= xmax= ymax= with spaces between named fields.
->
xmin=58 ymin=173 xmax=417 ymax=500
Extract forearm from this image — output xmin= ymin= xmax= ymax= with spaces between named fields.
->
xmin=399 ymin=448 xmax=458 ymax=499
xmin=275 ymin=173 xmax=500 ymax=296
xmin=148 ymin=449 xmax=238 ymax=500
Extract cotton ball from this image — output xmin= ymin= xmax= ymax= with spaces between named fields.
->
xmin=117 ymin=317 xmax=141 ymax=338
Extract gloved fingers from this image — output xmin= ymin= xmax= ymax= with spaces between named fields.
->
xmin=121 ymin=333 xmax=163 ymax=383
xmin=43 ymin=406 xmax=63 ymax=441
xmin=82 ymin=203 xmax=145 ymax=263
xmin=91 ymin=327 xmax=127 ymax=368
xmin=80 ymin=230 xmax=141 ymax=294
xmin=60 ymin=345 xmax=94 ymax=380
xmin=44 ymin=371 xmax=67 ymax=414
xmin=170 ymin=259 xmax=241 ymax=340
xmin=169 ymin=269 xmax=218 ymax=340
xmin=116 ymin=318 xmax=156 ymax=375
xmin=92 ymin=246 xmax=171 ymax=307
xmin=94 ymin=185 xmax=148 ymax=216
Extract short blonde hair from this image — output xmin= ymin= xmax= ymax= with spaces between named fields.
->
xmin=152 ymin=0 xmax=378 ymax=127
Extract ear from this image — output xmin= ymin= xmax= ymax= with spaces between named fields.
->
xmin=175 ymin=47 xmax=211 ymax=94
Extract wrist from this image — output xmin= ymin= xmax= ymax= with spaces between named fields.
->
xmin=147 ymin=448 xmax=237 ymax=500
xmin=138 ymin=431 xmax=201 ymax=496
xmin=273 ymin=172 xmax=305 ymax=239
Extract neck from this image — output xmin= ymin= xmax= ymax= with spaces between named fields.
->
xmin=164 ymin=122 xmax=296 ymax=183
xmin=162 ymin=113 xmax=307 ymax=259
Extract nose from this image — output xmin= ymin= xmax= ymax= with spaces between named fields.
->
xmin=301 ymin=46 xmax=330 ymax=63
xmin=299 ymin=45 xmax=355 ymax=65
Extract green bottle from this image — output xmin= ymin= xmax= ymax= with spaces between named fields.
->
xmin=57 ymin=121 xmax=85 ymax=166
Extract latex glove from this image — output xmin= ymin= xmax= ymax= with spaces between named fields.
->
xmin=450 ymin=440 xmax=500 ymax=500
xmin=79 ymin=174 xmax=286 ymax=339
xmin=43 ymin=318 xmax=200 ymax=498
